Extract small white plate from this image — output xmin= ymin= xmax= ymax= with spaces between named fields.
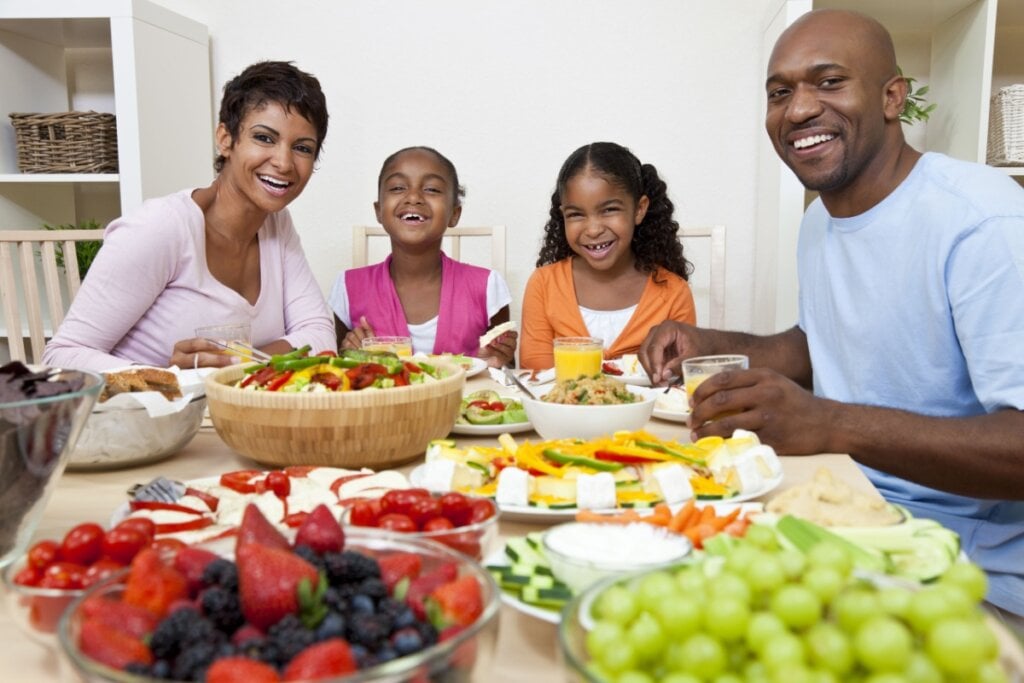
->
xmin=651 ymin=406 xmax=690 ymax=423
xmin=465 ymin=357 xmax=488 ymax=378
xmin=602 ymin=359 xmax=651 ymax=386
xmin=450 ymin=420 xmax=534 ymax=437
xmin=484 ymin=547 xmax=562 ymax=624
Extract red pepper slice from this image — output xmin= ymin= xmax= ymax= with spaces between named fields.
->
xmin=311 ymin=372 xmax=342 ymax=391
xmin=403 ymin=361 xmax=422 ymax=374
xmin=265 ymin=370 xmax=294 ymax=391
xmin=219 ymin=470 xmax=264 ymax=494
xmin=330 ymin=473 xmax=372 ymax=497
xmin=154 ymin=517 xmax=214 ymax=534
xmin=240 ymin=366 xmax=276 ymax=388
xmin=593 ymin=450 xmax=660 ymax=464
xmin=184 ymin=487 xmax=219 ymax=512
xmin=393 ymin=370 xmax=409 ymax=387
xmin=602 ymin=362 xmax=623 ymax=376
xmin=129 ymin=500 xmax=206 ymax=515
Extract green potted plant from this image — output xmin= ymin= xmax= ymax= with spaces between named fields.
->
xmin=900 ymin=68 xmax=936 ymax=125
xmin=42 ymin=219 xmax=104 ymax=278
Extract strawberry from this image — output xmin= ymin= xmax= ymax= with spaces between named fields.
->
xmin=428 ymin=575 xmax=483 ymax=628
xmin=237 ymin=543 xmax=320 ymax=631
xmin=404 ymin=561 xmax=458 ymax=620
xmin=172 ymin=545 xmax=220 ymax=592
xmin=294 ymin=504 xmax=344 ymax=554
xmin=81 ymin=595 xmax=159 ymax=638
xmin=79 ymin=617 xmax=153 ymax=669
xmin=122 ymin=548 xmax=188 ymax=617
xmin=238 ymin=503 xmax=290 ymax=550
xmin=206 ymin=656 xmax=281 ymax=683
xmin=378 ymin=552 xmax=422 ymax=591
xmin=282 ymin=639 xmax=357 ymax=681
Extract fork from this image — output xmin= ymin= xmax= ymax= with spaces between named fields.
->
xmin=128 ymin=476 xmax=186 ymax=503
xmin=203 ymin=338 xmax=273 ymax=363
xmin=662 ymin=374 xmax=684 ymax=393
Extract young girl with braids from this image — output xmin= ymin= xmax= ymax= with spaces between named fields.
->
xmin=520 ymin=141 xmax=696 ymax=371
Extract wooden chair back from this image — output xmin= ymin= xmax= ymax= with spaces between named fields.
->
xmin=0 ymin=229 xmax=104 ymax=364
xmin=680 ymin=225 xmax=727 ymax=329
xmin=351 ymin=225 xmax=507 ymax=276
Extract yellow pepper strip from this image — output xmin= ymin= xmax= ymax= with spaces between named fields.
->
xmin=514 ymin=442 xmax=566 ymax=477
xmin=615 ymin=490 xmax=663 ymax=504
xmin=690 ymin=475 xmax=732 ymax=496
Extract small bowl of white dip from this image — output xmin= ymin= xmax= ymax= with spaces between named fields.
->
xmin=541 ymin=521 xmax=693 ymax=593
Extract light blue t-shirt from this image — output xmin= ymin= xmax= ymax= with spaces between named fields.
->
xmin=798 ymin=152 xmax=1024 ymax=614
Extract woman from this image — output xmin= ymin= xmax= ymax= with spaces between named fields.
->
xmin=43 ymin=61 xmax=335 ymax=371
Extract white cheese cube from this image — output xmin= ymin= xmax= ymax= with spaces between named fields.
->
xmin=418 ymin=459 xmax=456 ymax=493
xmin=495 ymin=467 xmax=530 ymax=507
xmin=746 ymin=444 xmax=782 ymax=478
xmin=652 ymin=464 xmax=694 ymax=504
xmin=733 ymin=457 xmax=765 ymax=493
xmin=576 ymin=472 xmax=617 ymax=510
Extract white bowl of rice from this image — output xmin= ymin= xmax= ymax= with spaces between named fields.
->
xmin=521 ymin=376 xmax=656 ymax=440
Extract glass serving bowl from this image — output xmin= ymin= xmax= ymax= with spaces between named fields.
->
xmin=57 ymin=528 xmax=501 ymax=683
xmin=1 ymin=552 xmax=85 ymax=649
xmin=0 ymin=366 xmax=103 ymax=569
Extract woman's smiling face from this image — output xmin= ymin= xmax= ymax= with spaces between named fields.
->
xmin=560 ymin=169 xmax=648 ymax=272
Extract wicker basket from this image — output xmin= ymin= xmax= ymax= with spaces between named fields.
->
xmin=9 ymin=111 xmax=118 ymax=173
xmin=204 ymin=363 xmax=465 ymax=469
xmin=987 ymin=85 xmax=1024 ymax=166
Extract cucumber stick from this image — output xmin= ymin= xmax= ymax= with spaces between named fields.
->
xmin=776 ymin=515 xmax=890 ymax=573
xmin=496 ymin=536 xmax=573 ymax=610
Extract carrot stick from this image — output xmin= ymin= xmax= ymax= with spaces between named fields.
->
xmin=710 ymin=506 xmax=742 ymax=531
xmin=668 ymin=499 xmax=696 ymax=532
xmin=647 ymin=503 xmax=672 ymax=527
xmin=575 ymin=509 xmax=640 ymax=524
xmin=691 ymin=504 xmax=716 ymax=529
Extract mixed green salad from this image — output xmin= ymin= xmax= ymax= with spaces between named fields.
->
xmin=456 ymin=389 xmax=528 ymax=426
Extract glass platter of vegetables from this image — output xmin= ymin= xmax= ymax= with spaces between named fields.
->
xmin=235 ymin=347 xmax=446 ymax=393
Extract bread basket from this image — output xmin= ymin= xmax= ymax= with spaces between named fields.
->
xmin=204 ymin=362 xmax=464 ymax=468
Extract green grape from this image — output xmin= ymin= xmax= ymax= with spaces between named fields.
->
xmin=804 ymin=622 xmax=853 ymax=675
xmin=929 ymin=583 xmax=976 ymax=618
xmin=745 ymin=553 xmax=787 ymax=594
xmin=769 ymin=662 xmax=815 ymax=683
xmin=637 ymin=570 xmax=679 ymax=613
xmin=925 ymin=618 xmax=990 ymax=675
xmin=661 ymin=674 xmax=702 ymax=683
xmin=627 ymin=611 xmax=667 ymax=663
xmin=584 ymin=661 xmax=612 ymax=681
xmin=778 ymin=548 xmax=808 ymax=579
xmin=724 ymin=543 xmax=761 ymax=574
xmin=586 ymin=620 xmax=624 ymax=655
xmin=703 ymin=595 xmax=750 ymax=642
xmin=939 ymin=562 xmax=988 ymax=603
xmin=675 ymin=566 xmax=708 ymax=595
xmin=617 ymin=671 xmax=656 ymax=683
xmin=853 ymin=616 xmax=913 ymax=672
xmin=809 ymin=670 xmax=840 ymax=683
xmin=708 ymin=570 xmax=753 ymax=605
xmin=805 ymin=541 xmax=853 ymax=577
xmin=746 ymin=611 xmax=787 ymax=654
xmin=598 ymin=638 xmax=637 ymax=674
xmin=974 ymin=660 xmax=1011 ymax=683
xmin=901 ymin=652 xmax=943 ymax=683
xmin=801 ymin=565 xmax=844 ymax=603
xmin=862 ymin=674 xmax=908 ymax=683
xmin=771 ymin=584 xmax=822 ymax=630
xmin=595 ymin=584 xmax=640 ymax=625
xmin=832 ymin=587 xmax=880 ymax=633
xmin=678 ymin=633 xmax=728 ymax=679
xmin=760 ymin=632 xmax=806 ymax=672
xmin=712 ymin=674 xmax=744 ymax=683
xmin=905 ymin=585 xmax=960 ymax=633
xmin=875 ymin=586 xmax=912 ymax=619
xmin=652 ymin=593 xmax=702 ymax=639
xmin=744 ymin=523 xmax=780 ymax=550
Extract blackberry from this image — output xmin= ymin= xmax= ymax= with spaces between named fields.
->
xmin=346 ymin=612 xmax=391 ymax=648
xmin=150 ymin=608 xmax=206 ymax=660
xmin=324 ymin=586 xmax=349 ymax=613
xmin=151 ymin=660 xmax=172 ymax=679
xmin=315 ymin=611 xmax=346 ymax=641
xmin=266 ymin=614 xmax=316 ymax=665
xmin=201 ymin=586 xmax=245 ymax=634
xmin=390 ymin=626 xmax=425 ymax=656
xmin=171 ymin=641 xmax=218 ymax=681
xmin=358 ymin=576 xmax=388 ymax=601
xmin=378 ymin=597 xmax=415 ymax=629
xmin=293 ymin=543 xmax=327 ymax=571
xmin=371 ymin=645 xmax=398 ymax=665
xmin=350 ymin=644 xmax=371 ymax=668
xmin=200 ymin=558 xmax=238 ymax=591
xmin=414 ymin=619 xmax=439 ymax=647
xmin=324 ymin=550 xmax=380 ymax=585
xmin=123 ymin=662 xmax=151 ymax=676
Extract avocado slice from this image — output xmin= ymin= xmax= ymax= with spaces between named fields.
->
xmin=465 ymin=404 xmax=505 ymax=425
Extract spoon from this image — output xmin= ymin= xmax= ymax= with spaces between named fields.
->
xmin=503 ymin=367 xmax=538 ymax=400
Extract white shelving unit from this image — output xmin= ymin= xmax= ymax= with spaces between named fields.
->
xmin=754 ymin=0 xmax=1023 ymax=334
xmin=0 ymin=0 xmax=212 ymax=359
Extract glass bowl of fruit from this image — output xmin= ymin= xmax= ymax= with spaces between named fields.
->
xmin=344 ymin=489 xmax=499 ymax=562
xmin=57 ymin=504 xmax=500 ymax=682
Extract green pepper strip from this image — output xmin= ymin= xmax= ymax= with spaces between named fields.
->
xmin=542 ymin=448 xmax=623 ymax=472
xmin=634 ymin=440 xmax=705 ymax=466
xmin=329 ymin=357 xmax=364 ymax=369
xmin=273 ymin=356 xmax=330 ymax=371
xmin=269 ymin=345 xmax=312 ymax=365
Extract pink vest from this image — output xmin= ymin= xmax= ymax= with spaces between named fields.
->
xmin=346 ymin=253 xmax=491 ymax=356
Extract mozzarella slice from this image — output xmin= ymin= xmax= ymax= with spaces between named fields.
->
xmin=575 ymin=472 xmax=617 ymax=510
xmin=418 ymin=459 xmax=456 ymax=493
xmin=495 ymin=467 xmax=530 ymax=507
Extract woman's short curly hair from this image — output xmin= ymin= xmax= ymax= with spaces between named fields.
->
xmin=536 ymin=141 xmax=693 ymax=281
xmin=214 ymin=61 xmax=329 ymax=173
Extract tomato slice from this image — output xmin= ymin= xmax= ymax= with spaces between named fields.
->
xmin=330 ymin=473 xmax=372 ymax=497
xmin=283 ymin=466 xmax=316 ymax=478
xmin=311 ymin=372 xmax=342 ymax=391
xmin=128 ymin=500 xmax=206 ymax=515
xmin=219 ymin=470 xmax=264 ymax=494
xmin=602 ymin=362 xmax=623 ymax=376
xmin=184 ymin=487 xmax=219 ymax=512
xmin=154 ymin=517 xmax=214 ymax=534
xmin=265 ymin=370 xmax=294 ymax=391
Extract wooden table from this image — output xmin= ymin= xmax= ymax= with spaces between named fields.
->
xmin=0 ymin=376 xmax=881 ymax=682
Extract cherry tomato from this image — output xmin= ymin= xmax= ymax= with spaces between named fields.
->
xmin=422 ymin=517 xmax=455 ymax=532
xmin=115 ymin=517 xmax=156 ymax=541
xmin=41 ymin=562 xmax=86 ymax=590
xmin=468 ymin=498 xmax=495 ymax=524
xmin=82 ymin=559 xmax=124 ymax=588
xmin=408 ymin=496 xmax=443 ymax=528
xmin=376 ymin=513 xmax=417 ymax=533
xmin=380 ymin=490 xmax=419 ymax=517
xmin=27 ymin=539 xmax=60 ymax=570
xmin=219 ymin=470 xmax=264 ymax=494
xmin=438 ymin=492 xmax=472 ymax=527
xmin=102 ymin=527 xmax=150 ymax=564
xmin=316 ymin=350 xmax=338 ymax=357
xmin=439 ymin=532 xmax=482 ymax=560
xmin=60 ymin=523 xmax=105 ymax=566
xmin=265 ymin=471 xmax=291 ymax=498
xmin=149 ymin=537 xmax=187 ymax=559
xmin=348 ymin=500 xmax=380 ymax=527
xmin=13 ymin=565 xmax=42 ymax=587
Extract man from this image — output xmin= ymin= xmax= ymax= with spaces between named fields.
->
xmin=640 ymin=9 xmax=1024 ymax=620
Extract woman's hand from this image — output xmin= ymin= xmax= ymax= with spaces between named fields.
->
xmin=169 ymin=338 xmax=237 ymax=369
xmin=479 ymin=331 xmax=517 ymax=368
xmin=341 ymin=316 xmax=375 ymax=351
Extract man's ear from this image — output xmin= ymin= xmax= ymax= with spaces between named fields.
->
xmin=448 ymin=204 xmax=463 ymax=228
xmin=883 ymin=75 xmax=909 ymax=122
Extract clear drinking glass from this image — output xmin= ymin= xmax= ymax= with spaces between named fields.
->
xmin=362 ymin=335 xmax=413 ymax=357
xmin=196 ymin=322 xmax=252 ymax=361
xmin=553 ymin=337 xmax=604 ymax=382
xmin=682 ymin=354 xmax=749 ymax=400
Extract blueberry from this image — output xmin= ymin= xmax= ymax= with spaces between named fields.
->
xmin=316 ymin=612 xmax=347 ymax=640
xmin=350 ymin=593 xmax=375 ymax=615
xmin=391 ymin=627 xmax=424 ymax=656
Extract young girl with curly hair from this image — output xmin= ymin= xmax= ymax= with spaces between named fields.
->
xmin=520 ymin=141 xmax=695 ymax=371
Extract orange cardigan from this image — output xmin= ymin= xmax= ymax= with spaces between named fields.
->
xmin=519 ymin=258 xmax=696 ymax=371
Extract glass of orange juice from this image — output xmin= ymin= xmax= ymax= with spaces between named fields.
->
xmin=196 ymin=322 xmax=253 ymax=361
xmin=553 ymin=337 xmax=604 ymax=382
xmin=362 ymin=336 xmax=413 ymax=357
xmin=682 ymin=354 xmax=749 ymax=398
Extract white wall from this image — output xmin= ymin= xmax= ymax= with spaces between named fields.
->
xmin=151 ymin=0 xmax=767 ymax=331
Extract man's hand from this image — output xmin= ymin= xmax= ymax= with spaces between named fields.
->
xmin=638 ymin=321 xmax=706 ymax=385
xmin=689 ymin=367 xmax=835 ymax=455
